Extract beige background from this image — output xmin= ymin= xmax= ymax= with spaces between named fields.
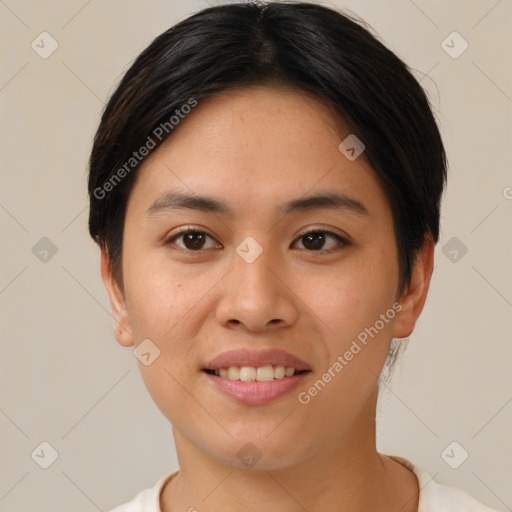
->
xmin=1 ymin=0 xmax=511 ymax=510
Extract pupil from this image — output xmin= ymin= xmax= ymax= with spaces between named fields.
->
xmin=185 ymin=232 xmax=204 ymax=250
xmin=304 ymin=232 xmax=325 ymax=250
xmin=182 ymin=232 xmax=326 ymax=251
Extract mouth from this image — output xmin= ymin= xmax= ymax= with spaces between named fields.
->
xmin=202 ymin=348 xmax=311 ymax=405
xmin=203 ymin=365 xmax=309 ymax=381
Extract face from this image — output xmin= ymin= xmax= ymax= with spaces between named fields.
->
xmin=102 ymin=86 xmax=432 ymax=470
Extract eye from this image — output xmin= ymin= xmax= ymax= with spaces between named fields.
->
xmin=166 ymin=228 xmax=221 ymax=252
xmin=292 ymin=229 xmax=349 ymax=253
xmin=165 ymin=227 xmax=349 ymax=254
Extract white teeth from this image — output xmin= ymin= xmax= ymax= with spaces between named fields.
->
xmin=211 ymin=365 xmax=300 ymax=381
xmin=274 ymin=365 xmax=286 ymax=379
xmin=227 ymin=366 xmax=240 ymax=380
xmin=285 ymin=367 xmax=295 ymax=377
xmin=256 ymin=365 xmax=274 ymax=382
xmin=239 ymin=366 xmax=257 ymax=382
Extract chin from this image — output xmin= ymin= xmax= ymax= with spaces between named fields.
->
xmin=212 ymin=433 xmax=308 ymax=472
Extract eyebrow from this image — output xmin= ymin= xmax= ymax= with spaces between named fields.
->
xmin=145 ymin=190 xmax=369 ymax=218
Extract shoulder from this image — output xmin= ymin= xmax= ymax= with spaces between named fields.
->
xmin=105 ymin=472 xmax=178 ymax=512
xmin=391 ymin=456 xmax=500 ymax=512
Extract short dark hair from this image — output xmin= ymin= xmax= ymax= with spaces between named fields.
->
xmin=88 ymin=1 xmax=447 ymax=299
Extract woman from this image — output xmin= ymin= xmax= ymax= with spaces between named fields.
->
xmin=88 ymin=2 xmax=499 ymax=510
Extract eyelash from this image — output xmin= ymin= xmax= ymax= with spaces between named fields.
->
xmin=164 ymin=227 xmax=350 ymax=254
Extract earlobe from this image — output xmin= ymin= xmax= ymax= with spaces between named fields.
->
xmin=100 ymin=249 xmax=134 ymax=347
xmin=392 ymin=234 xmax=435 ymax=339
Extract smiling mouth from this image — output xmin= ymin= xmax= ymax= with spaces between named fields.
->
xmin=203 ymin=365 xmax=310 ymax=382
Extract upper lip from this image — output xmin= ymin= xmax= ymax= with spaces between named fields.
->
xmin=204 ymin=348 xmax=311 ymax=371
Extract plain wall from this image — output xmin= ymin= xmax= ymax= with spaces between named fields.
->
xmin=0 ymin=0 xmax=510 ymax=510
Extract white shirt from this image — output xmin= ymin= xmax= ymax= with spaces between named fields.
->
xmin=107 ymin=457 xmax=499 ymax=512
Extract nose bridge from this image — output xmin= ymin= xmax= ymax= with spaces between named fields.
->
xmin=215 ymin=234 xmax=298 ymax=331
xmin=232 ymin=234 xmax=282 ymax=301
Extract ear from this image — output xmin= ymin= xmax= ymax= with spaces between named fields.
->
xmin=100 ymin=248 xmax=134 ymax=347
xmin=393 ymin=233 xmax=435 ymax=339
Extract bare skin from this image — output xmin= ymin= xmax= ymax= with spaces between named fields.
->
xmin=101 ymin=85 xmax=433 ymax=511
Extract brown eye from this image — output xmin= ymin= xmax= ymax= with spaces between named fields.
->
xmin=293 ymin=230 xmax=349 ymax=252
xmin=167 ymin=229 xmax=220 ymax=251
xmin=165 ymin=228 xmax=348 ymax=254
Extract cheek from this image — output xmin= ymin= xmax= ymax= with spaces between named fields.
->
xmin=122 ymin=247 xmax=207 ymax=340
xmin=122 ymin=254 xmax=204 ymax=417
xmin=299 ymin=251 xmax=398 ymax=342
xmin=298 ymin=270 xmax=398 ymax=426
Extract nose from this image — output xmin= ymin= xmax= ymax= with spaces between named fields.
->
xmin=215 ymin=242 xmax=300 ymax=333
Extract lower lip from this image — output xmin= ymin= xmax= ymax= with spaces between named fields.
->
xmin=203 ymin=371 xmax=309 ymax=405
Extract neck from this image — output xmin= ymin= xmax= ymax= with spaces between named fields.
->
xmin=161 ymin=388 xmax=419 ymax=512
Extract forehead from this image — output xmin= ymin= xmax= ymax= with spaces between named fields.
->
xmin=126 ymin=85 xmax=389 ymax=221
